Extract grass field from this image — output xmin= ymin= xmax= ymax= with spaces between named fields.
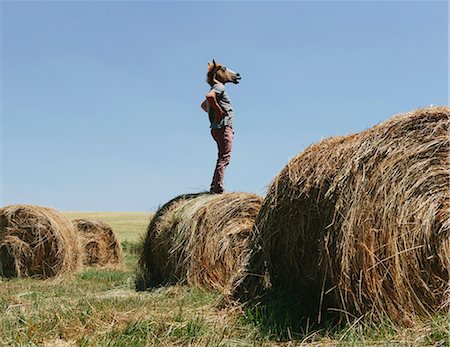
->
xmin=0 ymin=212 xmax=448 ymax=346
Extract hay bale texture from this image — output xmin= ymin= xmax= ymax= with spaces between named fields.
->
xmin=0 ymin=205 xmax=81 ymax=279
xmin=72 ymin=219 xmax=123 ymax=267
xmin=138 ymin=192 xmax=263 ymax=292
xmin=235 ymin=106 xmax=450 ymax=325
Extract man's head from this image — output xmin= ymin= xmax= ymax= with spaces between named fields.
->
xmin=207 ymin=60 xmax=241 ymax=86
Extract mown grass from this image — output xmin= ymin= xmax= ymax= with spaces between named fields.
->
xmin=0 ymin=212 xmax=448 ymax=346
xmin=0 ymin=254 xmax=258 ymax=346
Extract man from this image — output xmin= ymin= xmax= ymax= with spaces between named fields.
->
xmin=201 ymin=60 xmax=241 ymax=194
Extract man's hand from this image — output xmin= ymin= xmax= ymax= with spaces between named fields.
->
xmin=201 ymin=100 xmax=208 ymax=113
xmin=206 ymin=90 xmax=224 ymax=123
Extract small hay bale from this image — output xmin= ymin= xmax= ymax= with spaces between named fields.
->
xmin=137 ymin=192 xmax=263 ymax=292
xmin=72 ymin=219 xmax=123 ymax=267
xmin=234 ymin=106 xmax=450 ymax=325
xmin=0 ymin=205 xmax=81 ymax=279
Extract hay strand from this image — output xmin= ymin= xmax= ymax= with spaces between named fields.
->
xmin=137 ymin=192 xmax=263 ymax=293
xmin=0 ymin=205 xmax=82 ymax=279
xmin=72 ymin=219 xmax=123 ymax=267
xmin=234 ymin=106 xmax=450 ymax=325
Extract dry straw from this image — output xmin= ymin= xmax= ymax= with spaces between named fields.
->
xmin=0 ymin=205 xmax=81 ymax=279
xmin=137 ymin=192 xmax=263 ymax=293
xmin=234 ymin=106 xmax=450 ymax=326
xmin=72 ymin=219 xmax=123 ymax=267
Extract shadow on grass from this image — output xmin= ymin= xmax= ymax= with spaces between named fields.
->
xmin=241 ymin=289 xmax=449 ymax=345
xmin=240 ymin=287 xmax=342 ymax=342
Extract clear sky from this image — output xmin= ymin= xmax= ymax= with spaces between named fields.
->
xmin=1 ymin=0 xmax=448 ymax=212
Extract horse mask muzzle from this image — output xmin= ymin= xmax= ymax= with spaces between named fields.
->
xmin=228 ymin=68 xmax=241 ymax=84
xmin=233 ymin=73 xmax=242 ymax=84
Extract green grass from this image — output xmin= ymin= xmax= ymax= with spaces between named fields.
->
xmin=1 ymin=257 xmax=447 ymax=346
xmin=0 ymin=211 xmax=448 ymax=346
xmin=0 ymin=254 xmax=258 ymax=346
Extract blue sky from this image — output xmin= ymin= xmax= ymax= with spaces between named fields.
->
xmin=1 ymin=0 xmax=448 ymax=212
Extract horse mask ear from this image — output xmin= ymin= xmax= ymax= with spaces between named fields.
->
xmin=208 ymin=60 xmax=216 ymax=70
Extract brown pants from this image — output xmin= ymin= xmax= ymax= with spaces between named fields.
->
xmin=210 ymin=126 xmax=233 ymax=193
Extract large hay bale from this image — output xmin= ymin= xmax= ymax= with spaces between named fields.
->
xmin=137 ymin=192 xmax=263 ymax=292
xmin=234 ymin=106 xmax=450 ymax=325
xmin=0 ymin=205 xmax=82 ymax=279
xmin=72 ymin=219 xmax=123 ymax=267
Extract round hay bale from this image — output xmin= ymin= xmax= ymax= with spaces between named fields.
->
xmin=72 ymin=219 xmax=123 ymax=267
xmin=235 ymin=106 xmax=450 ymax=325
xmin=0 ymin=205 xmax=82 ymax=279
xmin=137 ymin=192 xmax=263 ymax=292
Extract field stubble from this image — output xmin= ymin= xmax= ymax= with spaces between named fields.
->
xmin=0 ymin=212 xmax=447 ymax=346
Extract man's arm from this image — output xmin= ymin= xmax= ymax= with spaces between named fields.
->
xmin=201 ymin=99 xmax=208 ymax=113
xmin=205 ymin=90 xmax=224 ymax=122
